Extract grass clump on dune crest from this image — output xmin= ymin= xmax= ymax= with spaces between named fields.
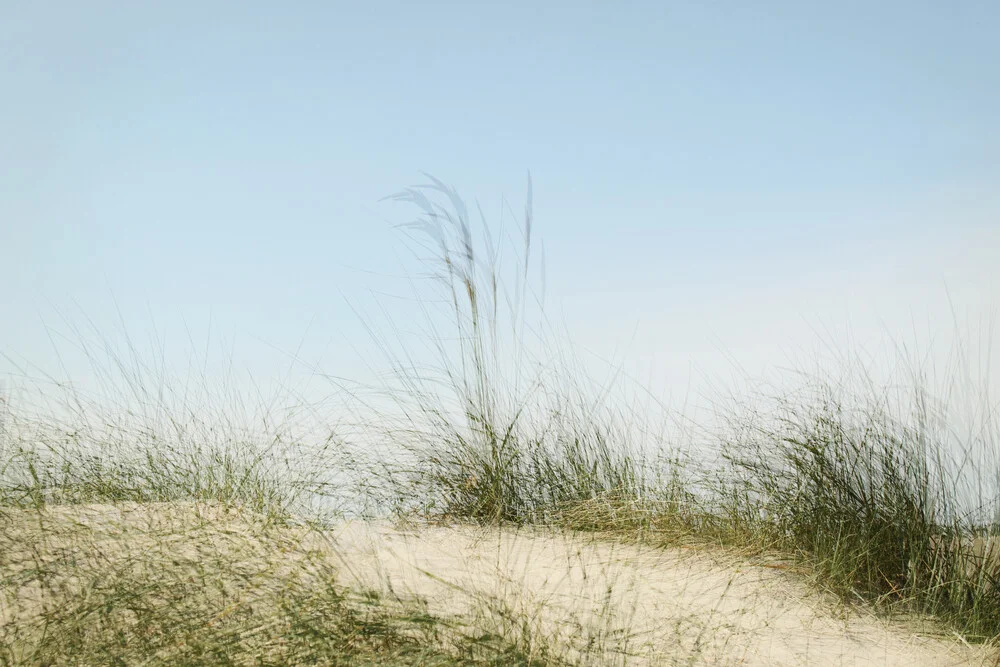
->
xmin=362 ymin=176 xmax=688 ymax=531
xmin=716 ymin=373 xmax=1000 ymax=640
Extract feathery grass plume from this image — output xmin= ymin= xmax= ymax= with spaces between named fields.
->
xmin=362 ymin=174 xmax=670 ymax=527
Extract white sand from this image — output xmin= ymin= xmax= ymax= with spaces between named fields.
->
xmin=2 ymin=503 xmax=996 ymax=665
xmin=324 ymin=520 xmax=997 ymax=666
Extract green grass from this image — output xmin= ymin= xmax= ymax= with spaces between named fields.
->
xmin=0 ymin=503 xmax=559 ymax=666
xmin=714 ymin=377 xmax=1000 ymax=640
xmin=1 ymin=176 xmax=998 ymax=662
xmin=359 ymin=176 xmax=1000 ymax=642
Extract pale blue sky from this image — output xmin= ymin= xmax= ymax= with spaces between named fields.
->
xmin=2 ymin=1 xmax=998 ymax=415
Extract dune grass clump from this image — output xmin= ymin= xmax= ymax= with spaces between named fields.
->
xmin=0 ymin=317 xmax=359 ymax=521
xmin=0 ymin=404 xmax=327 ymax=523
xmin=359 ymin=177 xmax=691 ymax=532
xmin=1 ymin=435 xmax=290 ymax=516
xmin=716 ymin=375 xmax=1000 ymax=640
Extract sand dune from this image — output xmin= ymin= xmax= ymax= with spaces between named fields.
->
xmin=2 ymin=503 xmax=996 ymax=665
xmin=327 ymin=520 xmax=996 ymax=666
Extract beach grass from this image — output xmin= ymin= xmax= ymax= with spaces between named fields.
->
xmin=1 ymin=178 xmax=997 ymax=664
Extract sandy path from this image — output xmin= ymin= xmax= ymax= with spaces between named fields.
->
xmin=324 ymin=520 xmax=997 ymax=666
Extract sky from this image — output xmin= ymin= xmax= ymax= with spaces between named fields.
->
xmin=2 ymin=1 xmax=998 ymax=426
